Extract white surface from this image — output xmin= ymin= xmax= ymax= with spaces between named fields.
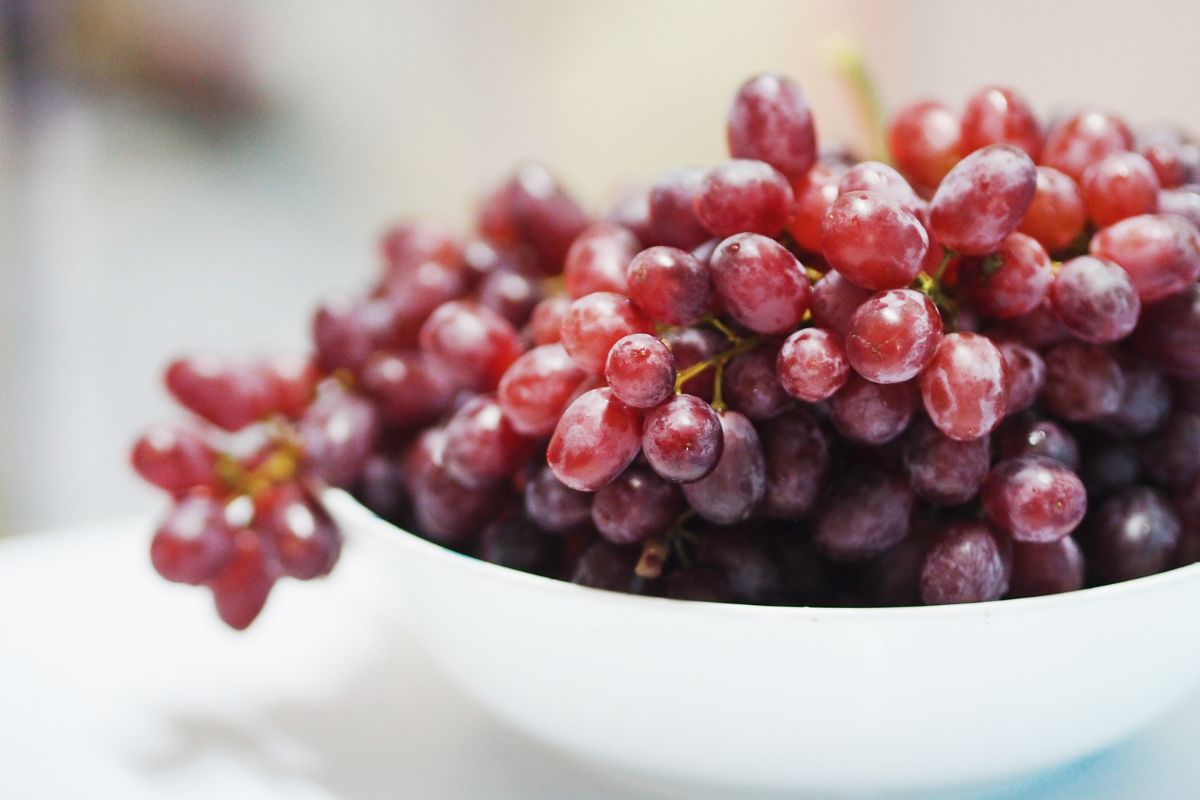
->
xmin=2 ymin=516 xmax=1200 ymax=799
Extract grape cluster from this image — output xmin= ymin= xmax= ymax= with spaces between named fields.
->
xmin=135 ymin=78 xmax=1200 ymax=628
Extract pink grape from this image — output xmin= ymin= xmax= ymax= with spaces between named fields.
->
xmin=1049 ymin=256 xmax=1141 ymax=344
xmin=625 ymin=246 xmax=712 ymax=327
xmin=605 ymin=334 xmax=676 ymax=409
xmin=726 ymin=73 xmax=817 ymax=180
xmin=959 ymin=86 xmax=1043 ymax=159
xmin=777 ymin=327 xmax=850 ymax=402
xmin=560 ymin=292 xmax=655 ymax=374
xmin=642 ymin=394 xmax=724 ymax=484
xmin=929 ymin=144 xmax=1037 ymax=255
xmin=1089 ymin=213 xmax=1200 ymax=302
xmin=982 ymin=456 xmax=1087 ymax=543
xmin=957 ymin=233 xmax=1052 ymax=319
xmin=918 ymin=332 xmax=1008 ymax=441
xmin=709 ymin=233 xmax=811 ymax=334
xmin=547 ymin=388 xmax=643 ymax=491
xmin=845 ymin=289 xmax=943 ymax=384
xmin=563 ymin=221 xmax=639 ymax=298
xmin=697 ymin=159 xmax=794 ymax=238
xmin=820 ymin=191 xmax=929 ymax=291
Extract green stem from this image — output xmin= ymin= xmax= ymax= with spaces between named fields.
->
xmin=825 ymin=35 xmax=888 ymax=162
xmin=672 ymin=335 xmax=765 ymax=396
xmin=701 ymin=315 xmax=743 ymax=344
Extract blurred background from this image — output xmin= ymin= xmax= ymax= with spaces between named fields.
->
xmin=2 ymin=0 xmax=1199 ymax=533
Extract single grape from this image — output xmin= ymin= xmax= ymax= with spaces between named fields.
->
xmin=682 ymin=411 xmax=766 ymax=524
xmin=625 ymin=246 xmax=712 ymax=326
xmin=820 ymin=191 xmax=929 ymax=291
xmin=150 ymin=491 xmax=235 ymax=585
xmin=777 ymin=327 xmax=850 ymax=402
xmin=1138 ymin=126 xmax=1200 ymax=187
xmin=784 ymin=165 xmax=840 ymax=253
xmin=886 ymin=100 xmax=961 ymax=190
xmin=760 ymin=408 xmax=829 ymax=519
xmin=405 ymin=428 xmax=510 ymax=545
xmin=298 ymin=386 xmax=380 ymax=489
xmin=642 ymin=394 xmax=724 ymax=483
xmin=560 ymin=292 xmax=655 ymax=374
xmin=1140 ymin=413 xmax=1200 ymax=489
xmin=486 ymin=164 xmax=592 ymax=273
xmin=995 ymin=341 xmax=1045 ymax=414
xmin=1018 ymin=166 xmax=1087 ymax=253
xmin=1041 ymin=342 xmax=1126 ymax=421
xmin=920 ymin=521 xmax=1010 ymax=605
xmin=525 ymin=464 xmax=593 ymax=534
xmin=379 ymin=220 xmax=460 ymax=273
xmin=813 ymin=467 xmax=914 ymax=563
xmin=418 ymin=300 xmax=524 ymax=392
xmin=570 ymin=541 xmax=643 ymax=593
xmin=592 ymin=466 xmax=683 ymax=545
xmin=696 ymin=527 xmax=783 ymax=604
xmin=208 ymin=529 xmax=276 ymax=631
xmin=478 ymin=510 xmax=560 ymax=575
xmin=1159 ymin=187 xmax=1200 ymax=231
xmin=547 ymin=388 xmax=643 ymax=491
xmin=697 ymin=159 xmax=794 ymax=238
xmin=981 ymin=456 xmax=1087 ymax=542
xmin=1008 ymin=537 xmax=1086 ymax=597
xmin=1081 ymin=152 xmax=1161 ymax=227
xmin=356 ymin=451 xmax=407 ymax=521
xmin=261 ymin=355 xmax=320 ymax=421
xmin=1000 ymin=417 xmax=1080 ymax=469
xmin=476 ymin=269 xmax=541 ymax=328
xmin=829 ymin=374 xmax=918 ymax=445
xmin=845 ymin=288 xmax=943 ymax=384
xmin=563 ymin=221 xmax=639 ymax=298
xmin=918 ymin=332 xmax=1008 ymax=441
xmin=929 ymin=144 xmax=1037 ymax=255
xmin=960 ymin=86 xmax=1043 ymax=159
xmin=528 ymin=295 xmax=572 ymax=346
xmin=726 ymin=73 xmax=817 ymax=180
xmin=1131 ymin=285 xmax=1200 ymax=377
xmin=358 ymin=350 xmax=457 ymax=430
xmin=131 ymin=426 xmax=220 ymax=497
xmin=810 ymin=269 xmax=873 ymax=337
xmin=1042 ymin=109 xmax=1134 ymax=180
xmin=605 ymin=334 xmax=676 ymax=409
xmin=709 ymin=233 xmax=811 ymax=334
xmin=902 ymin=417 xmax=991 ymax=506
xmin=723 ymin=343 xmax=790 ymax=420
xmin=497 ymin=343 xmax=587 ymax=437
xmin=164 ymin=356 xmax=276 ymax=432
xmin=837 ymin=161 xmax=924 ymax=218
xmin=443 ymin=395 xmax=535 ymax=489
xmin=1099 ymin=360 xmax=1171 ymax=437
xmin=255 ymin=483 xmax=340 ymax=580
xmin=957 ymin=233 xmax=1052 ymax=319
xmin=1049 ymin=256 xmax=1141 ymax=344
xmin=1089 ymin=213 xmax=1200 ymax=302
xmin=648 ymin=167 xmax=711 ymax=249
xmin=1086 ymin=486 xmax=1182 ymax=583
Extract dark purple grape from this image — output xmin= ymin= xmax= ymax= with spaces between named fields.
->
xmin=642 ymin=394 xmax=724 ymax=483
xmin=525 ymin=465 xmax=592 ymax=535
xmin=696 ymin=527 xmax=783 ymax=604
xmin=1086 ymin=486 xmax=1182 ymax=583
xmin=299 ymin=386 xmax=381 ymax=489
xmin=814 ymin=468 xmax=914 ymax=563
xmin=662 ymin=566 xmax=726 ymax=602
xmin=1100 ymin=360 xmax=1171 ymax=437
xmin=682 ymin=411 xmax=766 ymax=524
xmin=1080 ymin=437 xmax=1142 ymax=496
xmin=999 ymin=417 xmax=1080 ymax=470
xmin=406 ymin=428 xmax=510 ymax=546
xmin=761 ymin=409 xmax=830 ymax=520
xmin=661 ymin=327 xmax=725 ymax=401
xmin=723 ymin=344 xmax=790 ymax=420
xmin=920 ymin=521 xmax=1010 ymax=605
xmin=1008 ymin=537 xmax=1086 ymax=597
xmin=1140 ymin=413 xmax=1200 ymax=489
xmin=1132 ymin=285 xmax=1200 ymax=377
xmin=830 ymin=374 xmax=917 ymax=445
xmin=902 ymin=417 xmax=991 ymax=506
xmin=1040 ymin=342 xmax=1126 ymax=422
xmin=592 ymin=467 xmax=683 ymax=545
xmin=1049 ymin=256 xmax=1141 ymax=344
xmin=479 ymin=511 xmax=560 ymax=575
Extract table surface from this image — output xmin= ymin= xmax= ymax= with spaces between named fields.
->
xmin=2 ymin=518 xmax=1199 ymax=800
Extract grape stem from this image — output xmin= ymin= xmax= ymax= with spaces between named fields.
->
xmin=701 ymin=315 xmax=744 ymax=344
xmin=672 ymin=334 xmax=766 ymax=398
xmin=916 ymin=248 xmax=958 ymax=321
xmin=823 ymin=34 xmax=888 ymax=163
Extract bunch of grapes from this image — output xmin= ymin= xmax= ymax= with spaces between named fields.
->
xmin=134 ymin=76 xmax=1200 ymax=628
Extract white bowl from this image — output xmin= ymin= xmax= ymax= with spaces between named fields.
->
xmin=326 ymin=489 xmax=1200 ymax=796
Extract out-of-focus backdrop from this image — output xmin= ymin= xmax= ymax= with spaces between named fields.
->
xmin=2 ymin=0 xmax=1199 ymax=533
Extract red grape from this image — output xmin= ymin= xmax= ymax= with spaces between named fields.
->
xmin=829 ymin=374 xmax=918 ymax=445
xmin=661 ymin=327 xmax=724 ymax=401
xmin=837 ymin=161 xmax=924 ymax=217
xmin=726 ymin=73 xmax=817 ymax=181
xmin=563 ymin=221 xmax=639 ymax=298
xmin=929 ymin=144 xmax=1037 ymax=255
xmin=606 ymin=189 xmax=655 ymax=244
xmin=648 ymin=167 xmax=711 ymax=249
xmin=547 ymin=388 xmax=643 ymax=491
xmin=592 ymin=466 xmax=683 ymax=545
xmin=886 ymin=100 xmax=961 ymax=190
xmin=1049 ymin=256 xmax=1141 ymax=344
xmin=151 ymin=491 xmax=235 ymax=585
xmin=1159 ymin=188 xmax=1200 ymax=231
xmin=982 ymin=456 xmax=1087 ymax=542
xmin=759 ymin=409 xmax=829 ymax=520
xmin=918 ymin=332 xmax=1008 ymax=441
xmin=784 ymin=166 xmax=840 ymax=253
xmin=810 ymin=269 xmax=873 ymax=337
xmin=1089 ymin=213 xmax=1200 ymax=302
xmin=709 ymin=233 xmax=811 ymax=333
xmin=681 ymin=411 xmax=766 ymax=524
xmin=477 ymin=269 xmax=541 ymax=328
xmin=418 ymin=300 xmax=524 ymax=392
xmin=358 ymin=351 xmax=456 ymax=429
xmin=487 ymin=164 xmax=592 ymax=273
xmin=1000 ymin=417 xmax=1080 ymax=469
xmin=405 ymin=428 xmax=510 ymax=545
xmin=380 ymin=220 xmax=459 ymax=272
xmin=298 ymin=387 xmax=380 ymax=489
xmin=641 ymin=394 xmax=724 ymax=483
xmin=1018 ymin=166 xmax=1087 ymax=253
xmin=625 ymin=246 xmax=711 ymax=327
xmin=1041 ymin=342 xmax=1126 ymax=421
xmin=957 ymin=233 xmax=1052 ymax=319
xmin=697 ymin=159 xmax=794 ymax=238
xmin=605 ymin=334 xmax=675 ymax=409
xmin=528 ymin=295 xmax=571 ymax=345
xmin=1081 ymin=152 xmax=1161 ymax=227
xmin=777 ymin=327 xmax=850 ymax=402
xmin=560 ymin=292 xmax=655 ymax=374
xmin=820 ymin=191 xmax=928 ymax=291
xmin=995 ymin=341 xmax=1045 ymax=414
xmin=902 ymin=417 xmax=991 ymax=506
xmin=497 ymin=343 xmax=587 ymax=437
xmin=959 ymin=86 xmax=1043 ymax=159
xmin=208 ymin=529 xmax=276 ymax=631
xmin=131 ymin=426 xmax=220 ymax=497
xmin=255 ymin=483 xmax=340 ymax=580
xmin=920 ymin=521 xmax=1010 ymax=604
xmin=1042 ymin=109 xmax=1134 ymax=181
xmin=443 ymin=395 xmax=535 ymax=488
xmin=164 ymin=356 xmax=276 ymax=432
xmin=723 ymin=343 xmax=790 ymax=421
xmin=846 ymin=288 xmax=943 ymax=384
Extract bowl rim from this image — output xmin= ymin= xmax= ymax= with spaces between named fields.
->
xmin=326 ymin=488 xmax=1200 ymax=621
